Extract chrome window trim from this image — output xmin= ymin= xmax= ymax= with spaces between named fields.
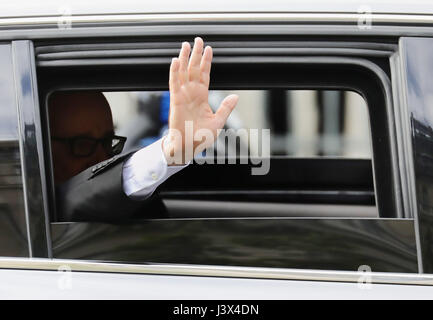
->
xmin=0 ymin=257 xmax=431 ymax=286
xmin=3 ymin=13 xmax=433 ymax=28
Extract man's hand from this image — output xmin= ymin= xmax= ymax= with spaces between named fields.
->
xmin=162 ymin=37 xmax=239 ymax=165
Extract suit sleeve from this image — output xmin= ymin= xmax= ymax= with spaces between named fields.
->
xmin=55 ymin=153 xmax=167 ymax=223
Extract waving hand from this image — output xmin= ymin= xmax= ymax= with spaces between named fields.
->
xmin=163 ymin=37 xmax=239 ymax=165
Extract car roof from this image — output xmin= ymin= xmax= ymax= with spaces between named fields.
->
xmin=2 ymin=0 xmax=433 ymax=18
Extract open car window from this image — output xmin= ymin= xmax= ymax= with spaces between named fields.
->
xmin=35 ymin=39 xmax=416 ymax=272
xmin=101 ymin=89 xmax=376 ymax=219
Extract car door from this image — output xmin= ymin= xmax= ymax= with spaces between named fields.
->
xmin=2 ymin=10 xmax=433 ymax=299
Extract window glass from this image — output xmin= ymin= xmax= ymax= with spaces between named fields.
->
xmin=0 ymin=44 xmax=28 ymax=257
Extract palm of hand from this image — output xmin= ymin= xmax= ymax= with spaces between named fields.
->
xmin=165 ymin=38 xmax=239 ymax=163
xmin=170 ymin=82 xmax=216 ymax=136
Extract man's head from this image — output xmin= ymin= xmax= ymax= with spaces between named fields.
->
xmin=49 ymin=91 xmax=114 ymax=185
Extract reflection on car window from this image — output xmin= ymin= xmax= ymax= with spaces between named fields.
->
xmin=0 ymin=44 xmax=28 ymax=257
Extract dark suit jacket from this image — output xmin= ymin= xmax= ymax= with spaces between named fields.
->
xmin=55 ymin=152 xmax=167 ymax=222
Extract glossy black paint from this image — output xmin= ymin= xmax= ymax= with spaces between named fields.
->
xmin=12 ymin=41 xmax=51 ymax=257
xmin=51 ymin=218 xmax=417 ymax=272
xmin=0 ymin=43 xmax=29 ymax=257
xmin=401 ymin=37 xmax=433 ymax=273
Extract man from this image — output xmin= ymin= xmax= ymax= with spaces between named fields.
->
xmin=49 ymin=37 xmax=239 ymax=222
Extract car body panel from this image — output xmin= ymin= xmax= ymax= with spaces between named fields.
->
xmin=1 ymin=258 xmax=433 ymax=299
xmin=1 ymin=0 xmax=433 ymax=18
xmin=3 ymin=269 xmax=433 ymax=300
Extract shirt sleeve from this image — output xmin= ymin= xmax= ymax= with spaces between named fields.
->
xmin=122 ymin=136 xmax=189 ymax=200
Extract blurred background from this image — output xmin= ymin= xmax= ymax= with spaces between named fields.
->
xmin=104 ymin=89 xmax=372 ymax=158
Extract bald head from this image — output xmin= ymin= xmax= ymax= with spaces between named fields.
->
xmin=49 ymin=91 xmax=114 ymax=184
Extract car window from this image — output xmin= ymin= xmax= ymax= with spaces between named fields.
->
xmin=35 ymin=38 xmax=415 ymax=273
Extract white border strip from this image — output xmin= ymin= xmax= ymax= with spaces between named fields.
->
xmin=0 ymin=257 xmax=432 ymax=286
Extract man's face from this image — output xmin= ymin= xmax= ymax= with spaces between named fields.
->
xmin=49 ymin=92 xmax=114 ymax=185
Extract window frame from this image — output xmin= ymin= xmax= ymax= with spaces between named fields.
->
xmin=11 ymin=40 xmax=51 ymax=258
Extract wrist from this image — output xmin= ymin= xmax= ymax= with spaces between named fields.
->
xmin=162 ymin=135 xmax=185 ymax=166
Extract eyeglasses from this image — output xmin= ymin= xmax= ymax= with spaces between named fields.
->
xmin=52 ymin=134 xmax=127 ymax=157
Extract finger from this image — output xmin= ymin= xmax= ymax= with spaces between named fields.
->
xmin=178 ymin=42 xmax=190 ymax=85
xmin=200 ymin=46 xmax=213 ymax=87
xmin=169 ymin=58 xmax=180 ymax=93
xmin=188 ymin=37 xmax=204 ymax=81
xmin=215 ymin=94 xmax=239 ymax=128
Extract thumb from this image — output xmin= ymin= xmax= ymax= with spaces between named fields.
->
xmin=215 ymin=94 xmax=239 ymax=128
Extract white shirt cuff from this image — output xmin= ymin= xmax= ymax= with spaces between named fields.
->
xmin=122 ymin=137 xmax=189 ymax=200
